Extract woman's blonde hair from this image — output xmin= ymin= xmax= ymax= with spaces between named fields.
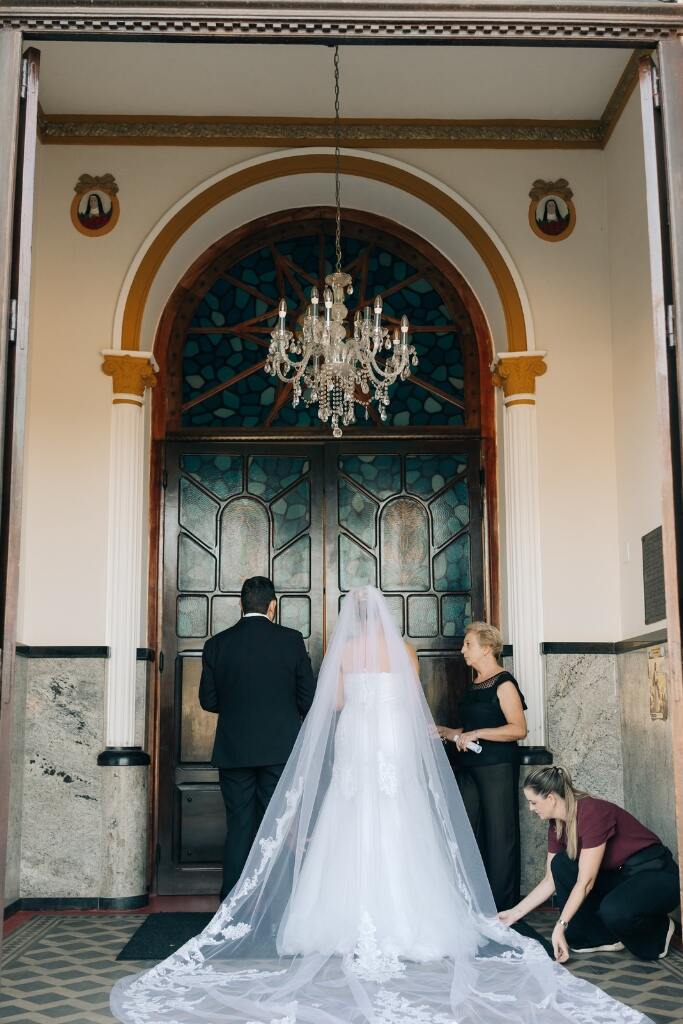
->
xmin=523 ymin=765 xmax=589 ymax=860
xmin=465 ymin=621 xmax=503 ymax=658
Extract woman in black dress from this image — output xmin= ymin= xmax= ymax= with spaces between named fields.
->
xmin=437 ymin=621 xmax=527 ymax=910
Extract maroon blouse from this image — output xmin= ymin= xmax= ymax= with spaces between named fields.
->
xmin=547 ymin=796 xmax=660 ymax=870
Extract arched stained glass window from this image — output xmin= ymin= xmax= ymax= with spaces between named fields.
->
xmin=165 ymin=211 xmax=481 ymax=434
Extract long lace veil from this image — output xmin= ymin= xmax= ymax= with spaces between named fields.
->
xmin=111 ymin=586 xmax=651 ymax=1024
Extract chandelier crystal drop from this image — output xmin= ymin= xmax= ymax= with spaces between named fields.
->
xmin=265 ymin=47 xmax=418 ymax=438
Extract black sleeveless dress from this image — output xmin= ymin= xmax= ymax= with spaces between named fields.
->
xmin=457 ymin=670 xmax=527 ymax=767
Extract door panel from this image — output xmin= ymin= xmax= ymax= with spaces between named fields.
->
xmin=158 ymin=440 xmax=481 ymax=893
xmin=158 ymin=444 xmax=324 ymax=893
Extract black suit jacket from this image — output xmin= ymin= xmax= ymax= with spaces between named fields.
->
xmin=198 ymin=615 xmax=316 ymax=768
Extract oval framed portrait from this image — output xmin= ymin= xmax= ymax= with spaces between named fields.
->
xmin=71 ymin=188 xmax=120 ymax=237
xmin=529 ymin=188 xmax=575 ymax=243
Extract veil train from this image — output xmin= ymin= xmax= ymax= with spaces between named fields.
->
xmin=111 ymin=586 xmax=651 ymax=1024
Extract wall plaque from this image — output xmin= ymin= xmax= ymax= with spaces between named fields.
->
xmin=642 ymin=526 xmax=665 ymax=625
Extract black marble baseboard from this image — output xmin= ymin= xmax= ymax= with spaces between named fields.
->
xmin=4 ymin=894 xmax=149 ymax=918
xmin=541 ymin=629 xmax=667 ymax=656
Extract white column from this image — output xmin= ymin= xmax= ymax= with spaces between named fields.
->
xmin=494 ymin=352 xmax=548 ymax=752
xmin=101 ymin=350 xmax=157 ymax=749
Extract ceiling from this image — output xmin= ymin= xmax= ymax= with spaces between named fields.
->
xmin=36 ymin=41 xmax=636 ymax=121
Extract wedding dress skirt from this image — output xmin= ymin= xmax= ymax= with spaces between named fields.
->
xmin=280 ymin=673 xmax=478 ymax=961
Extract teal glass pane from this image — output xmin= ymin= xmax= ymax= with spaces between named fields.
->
xmin=433 ymin=534 xmax=471 ymax=592
xmin=338 ymin=477 xmax=377 ymax=547
xmin=272 ymin=399 xmax=324 ymax=428
xmin=211 ymin=595 xmax=242 ymax=634
xmin=177 ymin=595 xmax=208 ymax=638
xmin=384 ymin=594 xmax=404 ymax=636
xmin=407 ymin=595 xmax=438 ymax=638
xmin=183 ymin=335 xmax=265 ymax=408
xmin=405 ymin=454 xmax=468 ymax=498
xmin=339 ymin=454 xmax=401 ymax=500
xmin=430 ymin=480 xmax=470 ymax=549
xmin=272 ymin=480 xmax=310 ymax=549
xmin=219 ymin=499 xmax=269 ymax=590
xmin=248 ymin=456 xmax=309 ymax=501
xmin=441 ymin=595 xmax=472 ymax=638
xmin=178 ymin=477 xmax=218 ymax=548
xmin=178 ymin=534 xmax=216 ymax=592
xmin=412 ymin=333 xmax=464 ymax=401
xmin=339 ymin=534 xmax=377 ymax=591
xmin=183 ymin=366 xmax=273 ymax=429
xmin=272 ymin=535 xmax=311 ymax=592
xmin=181 ymin=454 xmax=243 ymax=500
xmin=280 ymin=596 xmax=311 ymax=638
xmin=385 ymin=379 xmax=464 ymax=428
xmin=380 ymin=498 xmax=430 ymax=592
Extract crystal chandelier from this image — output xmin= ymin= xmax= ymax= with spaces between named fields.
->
xmin=266 ymin=47 xmax=418 ymax=438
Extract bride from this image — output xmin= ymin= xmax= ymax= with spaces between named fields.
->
xmin=111 ymin=587 xmax=651 ymax=1024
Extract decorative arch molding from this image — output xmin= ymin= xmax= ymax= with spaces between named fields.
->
xmin=114 ymin=151 xmax=532 ymax=357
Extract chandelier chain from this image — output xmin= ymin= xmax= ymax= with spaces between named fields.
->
xmin=334 ymin=44 xmax=342 ymax=274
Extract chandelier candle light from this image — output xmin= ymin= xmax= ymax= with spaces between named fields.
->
xmin=266 ymin=47 xmax=418 ymax=438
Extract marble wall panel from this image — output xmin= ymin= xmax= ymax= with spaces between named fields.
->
xmin=100 ymin=765 xmax=149 ymax=899
xmin=617 ymin=646 xmax=677 ymax=859
xmin=4 ymin=655 xmax=29 ymax=907
xmin=20 ymin=658 xmax=105 ymax=898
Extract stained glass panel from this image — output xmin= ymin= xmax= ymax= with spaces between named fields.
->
xmin=177 ymin=595 xmax=208 ymax=638
xmin=280 ymin=596 xmax=311 ymax=638
xmin=181 ymin=454 xmax=243 ymax=500
xmin=380 ymin=498 xmax=430 ymax=591
xmin=405 ymin=454 xmax=467 ymax=498
xmin=441 ymin=595 xmax=472 ymax=638
xmin=178 ymin=534 xmax=216 ymax=592
xmin=248 ymin=456 xmax=309 ymax=501
xmin=339 ymin=454 xmax=401 ymax=500
xmin=407 ymin=595 xmax=439 ymax=638
xmin=433 ymin=534 xmax=471 ymax=592
xmin=339 ymin=534 xmax=377 ymax=591
xmin=272 ymin=535 xmax=311 ymax=592
xmin=338 ymin=477 xmax=377 ymax=547
xmin=219 ymin=499 xmax=269 ymax=591
xmin=178 ymin=477 xmax=218 ymax=548
xmin=384 ymin=595 xmax=405 ymax=636
xmin=211 ymin=596 xmax=242 ymax=635
xmin=272 ymin=480 xmax=310 ymax=549
xmin=430 ymin=481 xmax=470 ymax=549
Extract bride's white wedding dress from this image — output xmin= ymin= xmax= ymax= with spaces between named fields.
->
xmin=110 ymin=588 xmax=652 ymax=1024
xmin=281 ymin=672 xmax=478 ymax=961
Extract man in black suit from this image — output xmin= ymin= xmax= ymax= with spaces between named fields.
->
xmin=199 ymin=576 xmax=316 ymax=899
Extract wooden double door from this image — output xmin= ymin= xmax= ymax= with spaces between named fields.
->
xmin=157 ymin=439 xmax=484 ymax=893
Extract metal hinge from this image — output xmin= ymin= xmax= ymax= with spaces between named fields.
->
xmin=8 ymin=299 xmax=17 ymax=344
xmin=666 ymin=305 xmax=676 ymax=349
xmin=162 ymin=468 xmax=168 ymax=490
xmin=651 ymin=64 xmax=661 ymax=110
xmin=20 ymin=59 xmax=28 ymax=99
xmin=159 ymin=650 xmax=165 ymax=673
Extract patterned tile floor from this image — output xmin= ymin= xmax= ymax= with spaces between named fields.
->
xmin=1 ymin=911 xmax=682 ymax=1023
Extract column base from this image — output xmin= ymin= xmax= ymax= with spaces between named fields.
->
xmin=97 ymin=746 xmax=150 ymax=766
xmin=519 ymin=746 xmax=554 ymax=765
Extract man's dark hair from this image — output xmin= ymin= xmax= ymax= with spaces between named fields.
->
xmin=241 ymin=576 xmax=276 ymax=614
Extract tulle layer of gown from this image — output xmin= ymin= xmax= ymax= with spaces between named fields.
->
xmin=110 ymin=588 xmax=652 ymax=1024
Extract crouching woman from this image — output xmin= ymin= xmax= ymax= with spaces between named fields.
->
xmin=499 ymin=765 xmax=679 ymax=962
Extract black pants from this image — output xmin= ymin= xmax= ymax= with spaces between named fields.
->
xmin=218 ymin=764 xmax=285 ymax=900
xmin=551 ymin=847 xmax=680 ymax=960
xmin=457 ymin=761 xmax=521 ymax=910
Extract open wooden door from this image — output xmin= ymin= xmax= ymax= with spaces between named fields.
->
xmin=639 ymin=48 xmax=683 ymax=909
xmin=0 ymin=42 xmax=40 ymax=940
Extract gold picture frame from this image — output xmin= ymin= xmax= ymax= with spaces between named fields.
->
xmin=528 ymin=178 xmax=575 ymax=243
xmin=71 ymin=173 xmax=120 ymax=237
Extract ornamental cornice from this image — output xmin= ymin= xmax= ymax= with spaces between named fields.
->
xmin=492 ymin=352 xmax=547 ymax=402
xmin=101 ymin=351 xmax=158 ymax=402
xmin=2 ymin=4 xmax=682 ymax=43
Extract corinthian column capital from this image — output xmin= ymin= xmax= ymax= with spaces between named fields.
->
xmin=101 ymin=350 xmax=158 ymax=405
xmin=492 ymin=351 xmax=547 ymax=406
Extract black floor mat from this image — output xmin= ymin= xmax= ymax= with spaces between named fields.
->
xmin=116 ymin=912 xmax=213 ymax=960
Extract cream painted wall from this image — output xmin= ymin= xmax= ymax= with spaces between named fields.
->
xmin=19 ymin=141 xmax=629 ymax=644
xmin=605 ymin=91 xmax=665 ymax=641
